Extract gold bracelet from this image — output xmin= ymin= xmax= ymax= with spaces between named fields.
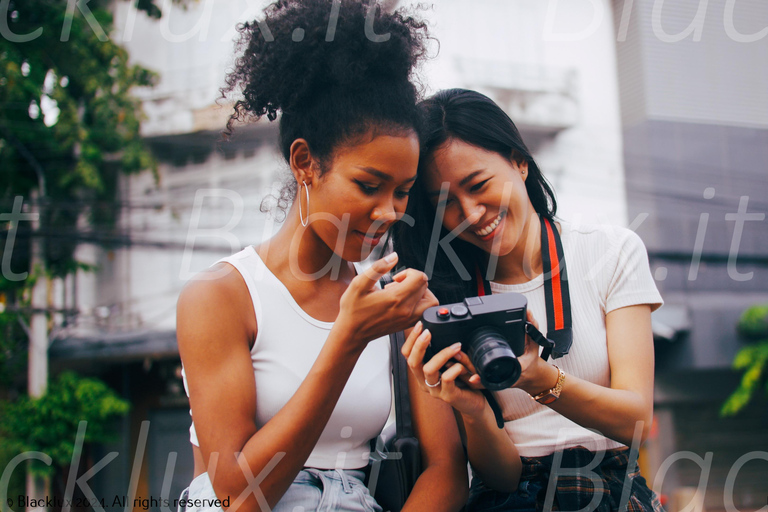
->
xmin=531 ymin=365 xmax=565 ymax=405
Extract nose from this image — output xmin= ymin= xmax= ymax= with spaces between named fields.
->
xmin=371 ymin=196 xmax=398 ymax=224
xmin=458 ymin=197 xmax=485 ymax=224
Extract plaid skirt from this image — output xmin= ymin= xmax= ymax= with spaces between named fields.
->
xmin=466 ymin=446 xmax=664 ymax=512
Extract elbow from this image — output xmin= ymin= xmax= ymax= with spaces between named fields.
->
xmin=473 ymin=459 xmax=521 ymax=495
xmin=619 ymin=410 xmax=653 ymax=447
xmin=638 ymin=414 xmax=653 ymax=444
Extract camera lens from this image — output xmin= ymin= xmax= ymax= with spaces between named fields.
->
xmin=467 ymin=327 xmax=521 ymax=391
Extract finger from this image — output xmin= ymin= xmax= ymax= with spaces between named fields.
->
xmin=389 ymin=269 xmax=429 ymax=295
xmin=422 ymin=342 xmax=462 ymax=376
xmin=466 ymin=373 xmax=486 ymax=389
xmin=406 ymin=328 xmax=432 ymax=382
xmin=352 ymin=252 xmax=399 ymax=292
xmin=439 ymin=364 xmax=467 ymax=398
xmin=393 ymin=268 xmax=409 ymax=282
xmin=453 ymin=351 xmax=477 ymax=374
xmin=412 ymin=287 xmax=439 ymax=318
xmin=401 ymin=321 xmax=423 ymax=358
xmin=441 ymin=362 xmax=466 ymax=384
xmin=526 ymin=309 xmax=539 ymax=329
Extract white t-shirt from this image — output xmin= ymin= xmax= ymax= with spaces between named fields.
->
xmin=490 ymin=222 xmax=663 ymax=457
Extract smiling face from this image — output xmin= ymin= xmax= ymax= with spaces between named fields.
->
xmin=423 ymin=138 xmax=538 ymax=261
xmin=305 ymin=132 xmax=420 ymax=262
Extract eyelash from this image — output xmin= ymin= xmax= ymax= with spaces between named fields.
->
xmin=355 ymin=180 xmax=411 ymax=199
xmin=470 ymin=179 xmax=490 ymax=192
xmin=355 ymin=181 xmax=379 ymax=195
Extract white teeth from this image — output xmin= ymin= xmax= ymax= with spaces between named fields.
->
xmin=474 ymin=214 xmax=502 ymax=237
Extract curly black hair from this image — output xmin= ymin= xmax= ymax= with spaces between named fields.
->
xmin=221 ymin=0 xmax=429 ymax=217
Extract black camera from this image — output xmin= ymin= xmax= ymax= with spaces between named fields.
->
xmin=422 ymin=292 xmax=534 ymax=391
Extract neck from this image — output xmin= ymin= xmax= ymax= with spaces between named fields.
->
xmin=260 ymin=205 xmax=354 ymax=284
xmin=490 ymin=209 xmax=543 ymax=284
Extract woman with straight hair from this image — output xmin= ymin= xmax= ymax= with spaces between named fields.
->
xmin=176 ymin=4 xmax=468 ymax=511
xmin=394 ymin=88 xmax=664 ymax=512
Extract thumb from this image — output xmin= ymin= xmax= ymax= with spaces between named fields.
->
xmin=353 ymin=252 xmax=399 ymax=292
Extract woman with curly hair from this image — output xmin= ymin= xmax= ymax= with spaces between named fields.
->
xmin=176 ymin=2 xmax=468 ymax=511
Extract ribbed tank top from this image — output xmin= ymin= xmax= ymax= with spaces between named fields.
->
xmin=181 ymin=246 xmax=392 ymax=469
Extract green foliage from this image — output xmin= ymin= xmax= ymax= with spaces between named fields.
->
xmin=721 ymin=304 xmax=768 ymax=416
xmin=0 ymin=307 xmax=28 ymax=391
xmin=0 ymin=434 xmax=26 ymax=512
xmin=736 ymin=303 xmax=768 ymax=341
xmin=0 ymin=0 xmax=166 ymax=282
xmin=0 ymin=371 xmax=130 ymax=476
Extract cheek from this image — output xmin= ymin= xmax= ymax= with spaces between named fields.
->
xmin=442 ymin=205 xmax=465 ymax=230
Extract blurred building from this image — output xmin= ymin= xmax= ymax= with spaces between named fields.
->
xmin=46 ymin=0 xmax=768 ymax=510
xmin=613 ymin=1 xmax=768 ymax=510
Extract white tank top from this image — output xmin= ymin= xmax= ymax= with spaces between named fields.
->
xmin=181 ymin=246 xmax=392 ymax=469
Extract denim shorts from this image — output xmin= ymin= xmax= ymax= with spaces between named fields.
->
xmin=178 ymin=468 xmax=382 ymax=512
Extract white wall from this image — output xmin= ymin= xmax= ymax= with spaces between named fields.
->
xmin=408 ymin=0 xmax=629 ymax=226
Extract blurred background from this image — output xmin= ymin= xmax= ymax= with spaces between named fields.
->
xmin=1 ymin=1 xmax=767 ymax=511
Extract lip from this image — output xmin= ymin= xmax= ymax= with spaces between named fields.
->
xmin=472 ymin=212 xmax=506 ymax=241
xmin=353 ymin=229 xmax=387 ymax=246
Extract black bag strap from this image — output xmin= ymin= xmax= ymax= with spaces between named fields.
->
xmin=380 ymin=274 xmax=414 ymax=439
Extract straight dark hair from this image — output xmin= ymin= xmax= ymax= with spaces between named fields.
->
xmin=393 ymin=88 xmax=557 ymax=304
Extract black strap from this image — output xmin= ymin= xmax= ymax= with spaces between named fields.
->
xmin=380 ymin=274 xmax=414 ymax=439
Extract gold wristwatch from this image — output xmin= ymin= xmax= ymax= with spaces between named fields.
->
xmin=531 ymin=365 xmax=565 ymax=405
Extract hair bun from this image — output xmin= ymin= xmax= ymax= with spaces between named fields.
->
xmin=223 ymin=0 xmax=427 ymax=126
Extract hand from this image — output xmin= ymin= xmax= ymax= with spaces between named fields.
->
xmin=512 ymin=310 xmax=557 ymax=394
xmin=402 ymin=321 xmax=487 ymax=418
xmin=336 ymin=253 xmax=438 ymax=346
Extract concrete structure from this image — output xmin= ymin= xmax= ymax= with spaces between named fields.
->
xmin=613 ymin=0 xmax=768 ymax=509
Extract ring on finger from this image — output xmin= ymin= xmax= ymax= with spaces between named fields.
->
xmin=425 ymin=376 xmax=441 ymax=388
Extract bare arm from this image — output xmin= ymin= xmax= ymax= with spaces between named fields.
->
xmin=401 ymin=329 xmax=469 ymax=511
xmin=514 ymin=305 xmax=655 ymax=446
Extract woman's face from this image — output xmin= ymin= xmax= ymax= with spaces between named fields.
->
xmin=307 ymin=132 xmax=420 ymax=262
xmin=423 ymin=138 xmax=535 ymax=258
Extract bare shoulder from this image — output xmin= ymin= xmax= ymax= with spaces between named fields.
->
xmin=177 ymin=263 xmax=257 ymax=352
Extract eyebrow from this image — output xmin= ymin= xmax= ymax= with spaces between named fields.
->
xmin=426 ymin=169 xmax=485 ymax=197
xmin=357 ymin=167 xmax=417 ymax=183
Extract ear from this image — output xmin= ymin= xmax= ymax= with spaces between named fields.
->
xmin=289 ymin=139 xmax=317 ymax=186
xmin=516 ymin=159 xmax=529 ymax=182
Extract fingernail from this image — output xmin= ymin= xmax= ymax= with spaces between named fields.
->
xmin=420 ymin=328 xmax=430 ymax=339
xmin=385 ymin=252 xmax=398 ymax=263
xmin=451 ymin=342 xmax=462 ymax=351
xmin=415 ymin=320 xmax=423 ymax=331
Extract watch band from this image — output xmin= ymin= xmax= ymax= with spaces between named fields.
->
xmin=531 ymin=365 xmax=566 ymax=405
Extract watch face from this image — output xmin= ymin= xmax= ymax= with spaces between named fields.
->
xmin=537 ymin=394 xmax=558 ymax=405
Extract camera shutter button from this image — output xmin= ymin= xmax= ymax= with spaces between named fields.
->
xmin=437 ymin=307 xmax=450 ymax=319
xmin=450 ymin=305 xmax=469 ymax=318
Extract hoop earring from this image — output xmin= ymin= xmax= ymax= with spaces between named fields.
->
xmin=299 ymin=181 xmax=310 ymax=227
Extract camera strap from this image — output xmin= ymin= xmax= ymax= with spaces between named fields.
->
xmin=474 ymin=216 xmax=573 ymax=427
xmin=475 ymin=216 xmax=572 ymax=360
xmin=538 ymin=216 xmax=573 ymax=360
